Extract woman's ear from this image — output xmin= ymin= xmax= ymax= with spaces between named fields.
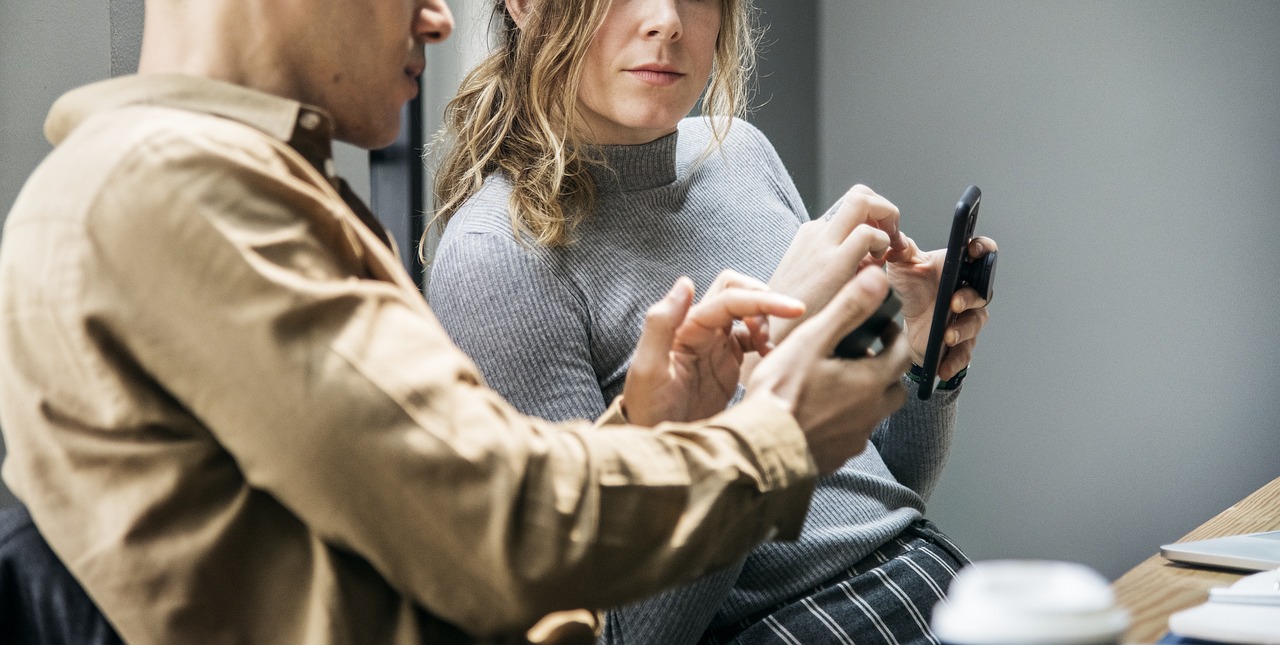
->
xmin=505 ymin=0 xmax=532 ymax=29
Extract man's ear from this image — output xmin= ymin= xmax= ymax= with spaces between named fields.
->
xmin=505 ymin=0 xmax=532 ymax=29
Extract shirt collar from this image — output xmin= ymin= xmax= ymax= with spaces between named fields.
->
xmin=44 ymin=74 xmax=337 ymax=180
xmin=44 ymin=74 xmax=394 ymax=250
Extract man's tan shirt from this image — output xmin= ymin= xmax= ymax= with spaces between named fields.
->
xmin=0 ymin=75 xmax=817 ymax=644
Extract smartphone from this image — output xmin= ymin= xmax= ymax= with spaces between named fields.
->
xmin=833 ymin=288 xmax=902 ymax=359
xmin=917 ymin=185 xmax=995 ymax=399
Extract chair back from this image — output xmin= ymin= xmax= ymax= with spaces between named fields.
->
xmin=0 ymin=503 xmax=124 ymax=645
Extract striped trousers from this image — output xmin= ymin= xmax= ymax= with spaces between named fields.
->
xmin=702 ymin=520 xmax=969 ymax=645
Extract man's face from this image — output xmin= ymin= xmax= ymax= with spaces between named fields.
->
xmin=290 ymin=0 xmax=454 ymax=149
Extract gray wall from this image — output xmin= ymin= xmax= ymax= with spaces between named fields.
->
xmin=1 ymin=1 xmax=110 ymax=228
xmin=0 ymin=0 xmax=113 ymax=508
xmin=818 ymin=1 xmax=1280 ymax=579
xmin=750 ymin=0 xmax=820 ymax=210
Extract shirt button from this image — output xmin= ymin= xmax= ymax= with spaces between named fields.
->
xmin=299 ymin=111 xmax=322 ymax=131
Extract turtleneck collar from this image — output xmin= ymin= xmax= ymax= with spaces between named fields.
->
xmin=588 ymin=129 xmax=680 ymax=193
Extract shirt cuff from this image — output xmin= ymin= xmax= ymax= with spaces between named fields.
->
xmin=706 ymin=396 xmax=818 ymax=541
xmin=526 ymin=609 xmax=603 ymax=644
xmin=594 ymin=396 xmax=629 ymax=428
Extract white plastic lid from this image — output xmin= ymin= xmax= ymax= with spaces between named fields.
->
xmin=931 ymin=560 xmax=1130 ymax=645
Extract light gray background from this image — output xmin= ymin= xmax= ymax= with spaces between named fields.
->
xmin=1 ymin=0 xmax=113 ymax=508
xmin=2 ymin=1 xmax=1277 ymax=582
xmin=814 ymin=1 xmax=1280 ymax=580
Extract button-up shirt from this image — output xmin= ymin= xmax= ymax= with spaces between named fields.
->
xmin=0 ymin=74 xmax=817 ymax=644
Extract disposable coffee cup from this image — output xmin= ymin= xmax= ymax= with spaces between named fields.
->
xmin=932 ymin=560 xmax=1129 ymax=645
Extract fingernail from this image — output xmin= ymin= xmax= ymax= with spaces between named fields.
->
xmin=669 ymin=277 xmax=692 ymax=300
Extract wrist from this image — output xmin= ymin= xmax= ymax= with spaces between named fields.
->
xmin=739 ymin=353 xmax=763 ymax=388
xmin=907 ymin=363 xmax=967 ymax=391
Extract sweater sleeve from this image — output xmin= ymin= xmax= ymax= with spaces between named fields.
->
xmin=603 ymin=564 xmax=742 ymax=645
xmin=728 ymin=120 xmax=959 ymax=501
xmin=738 ymin=118 xmax=810 ymax=223
xmin=871 ymin=379 xmax=961 ymax=501
xmin=429 ymin=227 xmax=609 ymax=422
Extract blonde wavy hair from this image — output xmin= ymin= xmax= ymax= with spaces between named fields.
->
xmin=427 ymin=0 xmax=759 ymax=253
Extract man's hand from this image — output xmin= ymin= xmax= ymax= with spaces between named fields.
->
xmin=887 ymin=235 xmax=997 ymax=379
xmin=623 ymin=271 xmax=805 ymax=427
xmin=746 ymin=266 xmax=912 ymax=475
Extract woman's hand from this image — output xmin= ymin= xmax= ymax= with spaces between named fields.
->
xmin=622 ymin=271 xmax=805 ymax=426
xmin=765 ymin=184 xmax=905 ymax=344
xmin=887 ymin=235 xmax=997 ymax=379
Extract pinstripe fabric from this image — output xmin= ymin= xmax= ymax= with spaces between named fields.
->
xmin=702 ymin=520 xmax=968 ymax=645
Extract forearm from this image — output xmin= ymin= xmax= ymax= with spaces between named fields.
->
xmin=147 ymin=294 xmax=816 ymax=636
xmin=111 ymin=202 xmax=817 ymax=637
xmin=312 ymin=371 xmax=817 ymax=634
xmin=872 ymin=378 xmax=960 ymax=500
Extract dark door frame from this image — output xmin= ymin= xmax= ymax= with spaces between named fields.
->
xmin=369 ymin=86 xmax=427 ymax=291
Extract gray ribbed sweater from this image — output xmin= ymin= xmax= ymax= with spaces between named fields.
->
xmin=428 ymin=118 xmax=959 ymax=645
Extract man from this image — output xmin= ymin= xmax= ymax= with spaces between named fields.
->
xmin=0 ymin=0 xmax=912 ymax=643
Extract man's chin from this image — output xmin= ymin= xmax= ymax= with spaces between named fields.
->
xmin=337 ymin=122 xmax=402 ymax=151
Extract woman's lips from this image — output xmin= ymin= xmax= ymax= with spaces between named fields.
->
xmin=626 ymin=68 xmax=684 ymax=87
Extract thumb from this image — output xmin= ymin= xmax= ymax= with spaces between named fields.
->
xmin=631 ymin=277 xmax=695 ymax=378
xmin=788 ymin=267 xmax=889 ymax=357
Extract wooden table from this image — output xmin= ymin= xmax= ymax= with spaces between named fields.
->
xmin=1111 ymin=475 xmax=1280 ymax=643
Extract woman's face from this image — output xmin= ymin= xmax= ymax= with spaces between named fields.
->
xmin=575 ymin=0 xmax=722 ymax=145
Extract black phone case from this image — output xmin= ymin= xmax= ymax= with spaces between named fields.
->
xmin=833 ymin=288 xmax=902 ymax=359
xmin=918 ymin=185 xmax=982 ymax=399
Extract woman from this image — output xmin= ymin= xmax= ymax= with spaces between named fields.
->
xmin=427 ymin=0 xmax=996 ymax=643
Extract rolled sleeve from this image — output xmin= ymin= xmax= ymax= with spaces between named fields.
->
xmin=88 ymin=130 xmax=818 ymax=636
xmin=702 ymin=398 xmax=815 ymax=540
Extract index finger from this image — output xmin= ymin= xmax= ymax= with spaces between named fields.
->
xmin=685 ymin=289 xmax=806 ymax=332
xmin=826 ymin=185 xmax=904 ymax=251
xmin=781 ymin=266 xmax=890 ymax=358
